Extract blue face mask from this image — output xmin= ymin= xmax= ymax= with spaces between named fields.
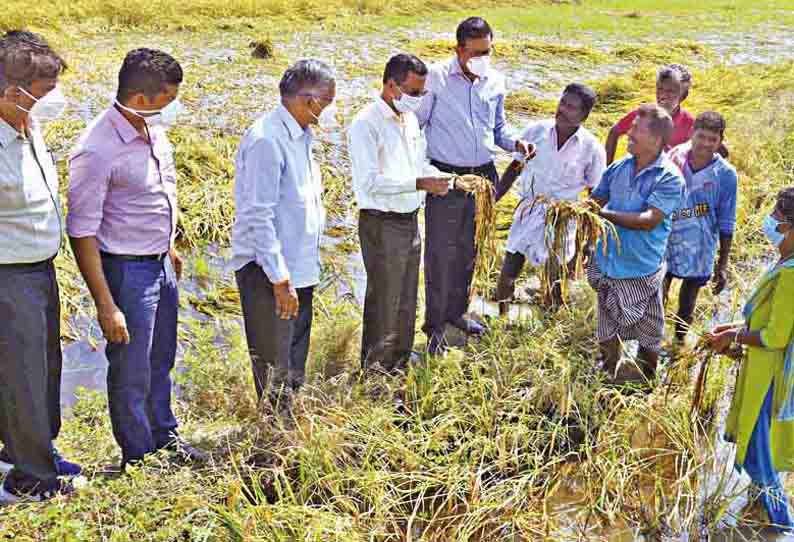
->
xmin=763 ymin=214 xmax=788 ymax=248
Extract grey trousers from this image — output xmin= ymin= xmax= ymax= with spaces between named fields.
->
xmin=358 ymin=209 xmax=421 ymax=369
xmin=0 ymin=259 xmax=60 ymax=492
xmin=235 ymin=262 xmax=314 ymax=399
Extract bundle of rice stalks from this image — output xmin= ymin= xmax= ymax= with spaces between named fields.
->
xmin=532 ymin=196 xmax=619 ymax=303
xmin=454 ymin=174 xmax=497 ymax=300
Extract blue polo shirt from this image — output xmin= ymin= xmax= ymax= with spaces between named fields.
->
xmin=593 ymin=153 xmax=685 ymax=279
xmin=665 ymin=146 xmax=738 ymax=278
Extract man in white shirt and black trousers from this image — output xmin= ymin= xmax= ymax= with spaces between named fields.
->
xmin=348 ymin=54 xmax=450 ymax=371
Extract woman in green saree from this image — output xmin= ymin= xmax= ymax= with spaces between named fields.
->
xmin=706 ymin=187 xmax=794 ymax=532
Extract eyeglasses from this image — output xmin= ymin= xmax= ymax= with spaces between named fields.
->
xmin=299 ymin=93 xmax=335 ymax=103
xmin=399 ymin=86 xmax=428 ymax=98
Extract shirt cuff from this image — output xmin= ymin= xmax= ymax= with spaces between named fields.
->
xmin=258 ymin=254 xmax=290 ymax=285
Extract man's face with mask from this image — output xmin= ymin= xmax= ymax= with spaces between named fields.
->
xmin=456 ymin=36 xmax=492 ymax=78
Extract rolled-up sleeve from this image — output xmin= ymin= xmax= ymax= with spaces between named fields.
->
xmin=67 ymin=150 xmax=111 ymax=238
xmin=239 ymin=137 xmax=290 ymax=284
xmin=760 ymin=269 xmax=794 ymax=350
xmin=348 ymin=119 xmax=417 ymax=196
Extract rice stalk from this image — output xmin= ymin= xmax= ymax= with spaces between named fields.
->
xmin=454 ymin=174 xmax=498 ymax=300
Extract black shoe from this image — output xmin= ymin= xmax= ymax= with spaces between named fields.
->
xmin=0 ymin=478 xmax=74 ymax=505
xmin=451 ymin=316 xmax=485 ymax=336
xmin=160 ymin=437 xmax=208 ymax=464
xmin=0 ymin=447 xmax=81 ymax=477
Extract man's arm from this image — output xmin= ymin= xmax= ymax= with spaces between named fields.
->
xmin=599 ymin=206 xmax=666 ymax=231
xmin=493 ymin=93 xmax=518 ymax=153
xmin=67 ymin=150 xmax=129 ymax=344
xmin=240 ymin=137 xmax=300 ymax=319
xmin=713 ymin=169 xmax=738 ymax=294
xmin=495 ymin=160 xmax=524 ymax=202
xmin=348 ymin=119 xmax=446 ymax=196
xmin=605 ymin=125 xmax=621 ymax=166
xmin=713 ymin=234 xmax=733 ymax=294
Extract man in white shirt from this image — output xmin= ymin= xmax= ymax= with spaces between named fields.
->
xmin=0 ymin=31 xmax=78 ymax=503
xmin=494 ymin=83 xmax=606 ymax=311
xmin=348 ymin=54 xmax=450 ymax=370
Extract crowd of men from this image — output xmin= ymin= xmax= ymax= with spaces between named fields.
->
xmin=0 ymin=16 xmax=738 ymax=503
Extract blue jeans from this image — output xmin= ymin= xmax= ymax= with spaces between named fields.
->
xmin=102 ymin=255 xmax=179 ymax=463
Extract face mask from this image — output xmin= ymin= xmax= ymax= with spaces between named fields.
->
xmin=313 ymin=100 xmax=338 ymax=129
xmin=466 ymin=56 xmax=491 ymax=78
xmin=763 ymin=214 xmax=788 ymax=248
xmin=17 ymin=86 xmax=67 ymax=122
xmin=394 ymin=91 xmax=424 ymax=114
xmin=115 ymin=98 xmax=185 ymax=128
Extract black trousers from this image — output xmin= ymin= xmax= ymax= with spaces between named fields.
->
xmin=358 ymin=209 xmax=421 ymax=369
xmin=235 ymin=262 xmax=314 ymax=399
xmin=0 ymin=260 xmax=61 ymax=492
xmin=423 ymin=160 xmax=499 ymax=337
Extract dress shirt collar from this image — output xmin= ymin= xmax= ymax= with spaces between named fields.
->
xmin=375 ymin=97 xmax=402 ymax=123
xmin=627 ymin=151 xmax=667 ymax=177
xmin=276 ymin=104 xmax=309 ymax=141
xmin=0 ymin=118 xmax=21 ymax=148
xmin=549 ymin=122 xmax=581 ymax=147
xmin=108 ymin=105 xmax=145 ymax=145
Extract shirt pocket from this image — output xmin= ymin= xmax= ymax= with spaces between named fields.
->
xmin=111 ymin=154 xmax=160 ymax=190
xmin=474 ymin=93 xmax=498 ymax=127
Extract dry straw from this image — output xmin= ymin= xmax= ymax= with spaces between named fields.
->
xmin=453 ymin=174 xmax=497 ymax=300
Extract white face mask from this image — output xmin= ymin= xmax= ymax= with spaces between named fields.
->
xmin=394 ymin=91 xmax=424 ymax=114
xmin=466 ymin=56 xmax=491 ymax=78
xmin=115 ymin=98 xmax=185 ymax=128
xmin=17 ymin=86 xmax=68 ymax=122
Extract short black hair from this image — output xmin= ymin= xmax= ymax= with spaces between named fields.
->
xmin=562 ymin=83 xmax=597 ymax=117
xmin=279 ymin=59 xmax=335 ymax=99
xmin=656 ymin=65 xmax=682 ymax=90
xmin=382 ymin=54 xmax=427 ymax=85
xmin=0 ymin=30 xmax=67 ymax=92
xmin=117 ymin=48 xmax=183 ymax=103
xmin=693 ymin=111 xmax=726 ymax=139
xmin=456 ymin=17 xmax=493 ymax=47
xmin=777 ymin=187 xmax=794 ymax=225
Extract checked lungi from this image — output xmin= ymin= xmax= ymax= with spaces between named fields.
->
xmin=587 ymin=263 xmax=666 ymax=353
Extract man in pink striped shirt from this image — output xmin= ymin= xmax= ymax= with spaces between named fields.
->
xmin=68 ymin=49 xmax=205 ymax=469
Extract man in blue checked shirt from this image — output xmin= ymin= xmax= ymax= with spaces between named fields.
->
xmin=588 ymin=103 xmax=685 ymax=384
xmin=663 ymin=112 xmax=737 ymax=343
xmin=415 ymin=16 xmax=534 ymax=355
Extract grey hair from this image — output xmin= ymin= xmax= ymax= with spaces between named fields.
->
xmin=656 ymin=65 xmax=682 ymax=88
xmin=279 ymin=59 xmax=335 ymax=99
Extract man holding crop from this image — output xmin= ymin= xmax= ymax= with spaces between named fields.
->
xmin=493 ymin=83 xmax=606 ymax=311
xmin=0 ymin=30 xmax=79 ymax=503
xmin=589 ymin=103 xmax=685 ymax=384
xmin=232 ymin=60 xmax=336 ymax=401
xmin=664 ymin=112 xmax=737 ymax=343
xmin=605 ymin=66 xmax=693 ymax=165
xmin=348 ymin=54 xmax=451 ymax=371
xmin=416 ymin=16 xmax=534 ymax=355
xmin=68 ymin=48 xmax=206 ymax=468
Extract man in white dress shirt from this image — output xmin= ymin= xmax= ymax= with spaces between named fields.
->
xmin=348 ymin=54 xmax=450 ymax=370
xmin=494 ymin=83 xmax=606 ymax=311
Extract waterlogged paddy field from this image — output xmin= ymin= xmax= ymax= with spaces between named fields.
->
xmin=4 ymin=1 xmax=794 ymax=540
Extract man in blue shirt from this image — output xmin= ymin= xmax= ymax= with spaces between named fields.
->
xmin=416 ymin=17 xmax=533 ymax=354
xmin=231 ymin=60 xmax=335 ymax=402
xmin=589 ymin=103 xmax=685 ymax=383
xmin=663 ymin=112 xmax=737 ymax=342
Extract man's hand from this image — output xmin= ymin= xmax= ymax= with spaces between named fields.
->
xmin=169 ymin=247 xmax=183 ymax=281
xmin=712 ymin=265 xmax=728 ymax=295
xmin=417 ymin=177 xmax=450 ymax=197
xmin=273 ymin=280 xmax=299 ymax=320
xmin=97 ymin=302 xmax=130 ymax=344
xmin=515 ymin=140 xmax=537 ymax=161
